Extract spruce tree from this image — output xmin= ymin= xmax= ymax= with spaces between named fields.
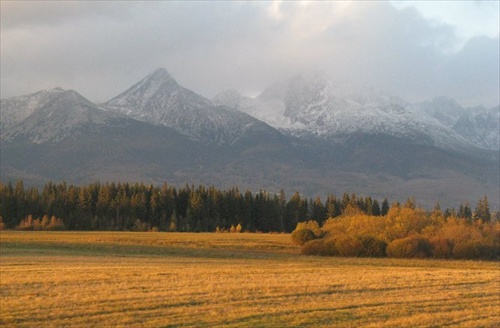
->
xmin=381 ymin=198 xmax=390 ymax=216
xmin=474 ymin=196 xmax=491 ymax=222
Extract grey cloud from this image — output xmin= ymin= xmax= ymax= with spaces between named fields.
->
xmin=1 ymin=1 xmax=134 ymax=29
xmin=1 ymin=1 xmax=498 ymax=107
xmin=437 ymin=36 xmax=500 ymax=106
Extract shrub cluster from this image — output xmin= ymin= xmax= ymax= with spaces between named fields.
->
xmin=16 ymin=215 xmax=65 ymax=231
xmin=291 ymin=221 xmax=322 ymax=245
xmin=293 ymin=205 xmax=499 ymax=260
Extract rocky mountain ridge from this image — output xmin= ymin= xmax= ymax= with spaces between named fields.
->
xmin=2 ymin=89 xmax=127 ymax=144
xmin=0 ymin=87 xmax=65 ymax=132
xmin=214 ymin=73 xmax=499 ymax=152
xmin=101 ymin=68 xmax=277 ymax=145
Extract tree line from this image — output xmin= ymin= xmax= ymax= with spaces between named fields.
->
xmin=0 ymin=180 xmax=496 ymax=232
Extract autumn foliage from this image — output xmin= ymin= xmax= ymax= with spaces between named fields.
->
xmin=294 ymin=203 xmax=499 ymax=260
xmin=290 ymin=220 xmax=322 ymax=245
xmin=16 ymin=215 xmax=65 ymax=231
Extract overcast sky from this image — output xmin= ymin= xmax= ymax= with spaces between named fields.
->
xmin=1 ymin=1 xmax=499 ymax=107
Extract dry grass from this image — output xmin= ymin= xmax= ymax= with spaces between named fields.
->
xmin=1 ymin=231 xmax=499 ymax=327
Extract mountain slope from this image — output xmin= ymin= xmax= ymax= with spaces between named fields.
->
xmin=227 ymin=74 xmax=495 ymax=154
xmin=0 ymin=88 xmax=65 ymax=132
xmin=412 ymin=97 xmax=499 ymax=150
xmin=2 ymin=89 xmax=128 ymax=144
xmin=451 ymin=106 xmax=499 ymax=150
xmin=102 ymin=68 xmax=279 ymax=145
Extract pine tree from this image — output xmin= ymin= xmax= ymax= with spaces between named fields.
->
xmin=325 ymin=195 xmax=339 ymax=218
xmin=278 ymin=189 xmax=286 ymax=232
xmin=474 ymin=196 xmax=491 ymax=222
xmin=381 ymin=198 xmax=390 ymax=216
xmin=372 ymin=199 xmax=381 ymax=216
xmin=310 ymin=196 xmax=326 ymax=224
xmin=286 ymin=192 xmax=307 ymax=231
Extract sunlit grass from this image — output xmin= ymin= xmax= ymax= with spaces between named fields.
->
xmin=1 ymin=231 xmax=499 ymax=327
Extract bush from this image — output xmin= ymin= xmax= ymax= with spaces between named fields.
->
xmin=16 ymin=215 xmax=35 ymax=230
xmin=301 ymin=238 xmax=337 ymax=256
xmin=292 ymin=220 xmax=323 ymax=246
xmin=359 ymin=236 xmax=387 ymax=257
xmin=47 ymin=216 xmax=65 ymax=231
xmin=295 ymin=208 xmax=499 ymax=260
xmin=330 ymin=235 xmax=387 ymax=258
xmin=301 ymin=239 xmax=326 ymax=255
xmin=387 ymin=236 xmax=433 ymax=258
xmin=291 ymin=228 xmax=316 ymax=246
xmin=295 ymin=221 xmax=322 ymax=237
xmin=429 ymin=237 xmax=453 ymax=259
xmin=453 ymin=241 xmax=499 ymax=260
xmin=334 ymin=235 xmax=364 ymax=257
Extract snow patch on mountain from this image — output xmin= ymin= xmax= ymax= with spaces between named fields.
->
xmin=231 ymin=73 xmax=494 ymax=152
xmin=102 ymin=68 xmax=274 ymax=144
xmin=0 ymin=88 xmax=65 ymax=132
xmin=3 ymin=90 xmax=121 ymax=144
xmin=452 ymin=106 xmax=499 ymax=150
xmin=412 ymin=97 xmax=499 ymax=150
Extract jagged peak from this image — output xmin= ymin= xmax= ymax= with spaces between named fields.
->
xmin=105 ymin=67 xmax=179 ymax=104
xmin=145 ymin=67 xmax=177 ymax=85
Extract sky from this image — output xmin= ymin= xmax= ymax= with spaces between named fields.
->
xmin=1 ymin=1 xmax=499 ymax=107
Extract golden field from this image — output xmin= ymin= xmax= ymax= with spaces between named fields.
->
xmin=1 ymin=231 xmax=499 ymax=327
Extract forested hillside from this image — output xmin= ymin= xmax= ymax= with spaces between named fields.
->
xmin=0 ymin=180 xmax=496 ymax=233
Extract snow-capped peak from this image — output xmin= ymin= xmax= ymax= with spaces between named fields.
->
xmin=105 ymin=67 xmax=181 ymax=110
xmin=101 ymin=68 xmax=274 ymax=144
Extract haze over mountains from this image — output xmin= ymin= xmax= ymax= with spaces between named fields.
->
xmin=1 ymin=68 xmax=498 ymax=209
xmin=214 ymin=73 xmax=499 ymax=152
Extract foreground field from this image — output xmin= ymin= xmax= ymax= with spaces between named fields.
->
xmin=1 ymin=232 xmax=499 ymax=327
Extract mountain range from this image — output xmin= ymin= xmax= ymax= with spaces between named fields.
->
xmin=1 ymin=68 xmax=498 ymax=209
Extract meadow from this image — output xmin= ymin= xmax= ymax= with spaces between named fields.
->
xmin=1 ymin=231 xmax=499 ymax=327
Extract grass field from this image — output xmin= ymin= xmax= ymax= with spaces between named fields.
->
xmin=1 ymin=231 xmax=499 ymax=327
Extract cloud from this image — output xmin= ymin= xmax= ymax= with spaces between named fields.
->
xmin=392 ymin=0 xmax=499 ymax=43
xmin=1 ymin=1 xmax=498 ymax=107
